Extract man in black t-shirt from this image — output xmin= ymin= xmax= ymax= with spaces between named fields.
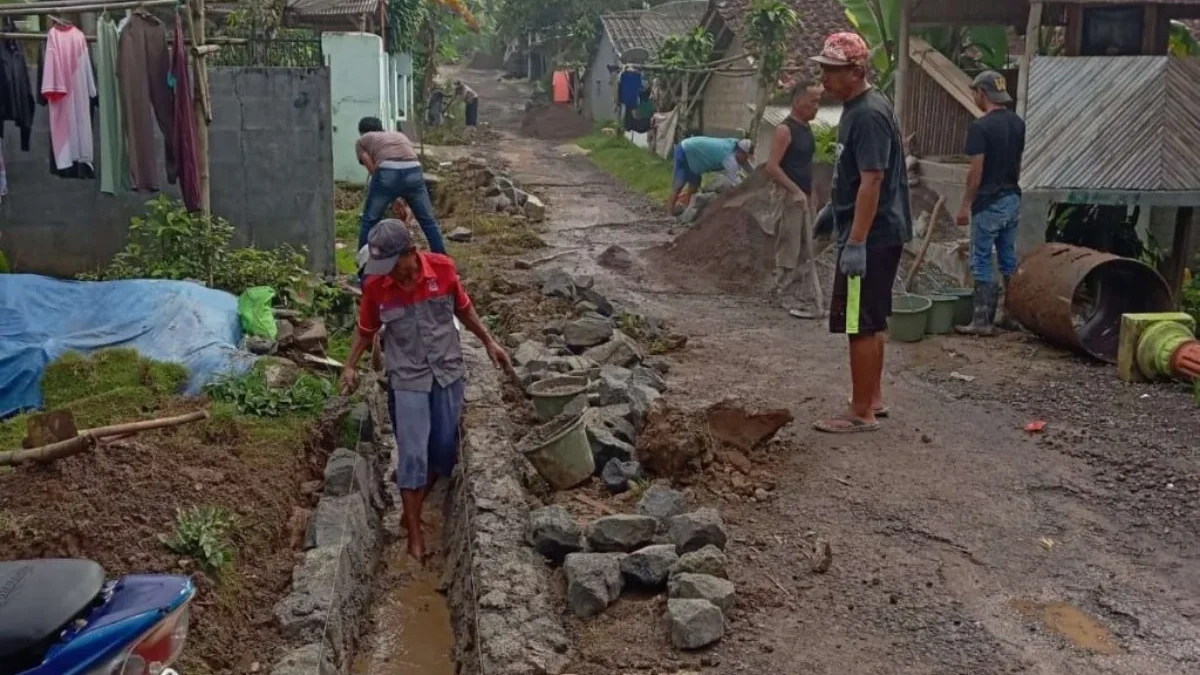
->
xmin=955 ymin=71 xmax=1026 ymax=336
xmin=811 ymin=32 xmax=913 ymax=434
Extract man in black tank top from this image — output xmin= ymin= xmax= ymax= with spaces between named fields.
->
xmin=765 ymin=76 xmax=820 ymax=202
xmin=764 ymin=76 xmax=821 ymax=302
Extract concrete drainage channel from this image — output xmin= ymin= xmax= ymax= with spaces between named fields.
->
xmin=262 ymin=339 xmax=568 ymax=675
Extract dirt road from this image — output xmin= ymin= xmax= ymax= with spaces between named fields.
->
xmin=458 ymin=69 xmax=1200 ymax=674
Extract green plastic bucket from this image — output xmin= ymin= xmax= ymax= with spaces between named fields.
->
xmin=520 ymin=413 xmax=595 ymax=490
xmin=528 ymin=375 xmax=589 ymax=422
xmin=942 ymin=288 xmax=974 ymax=326
xmin=925 ymin=295 xmax=958 ymax=335
xmin=890 ymin=294 xmax=933 ymax=343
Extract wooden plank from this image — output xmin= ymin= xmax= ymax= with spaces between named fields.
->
xmin=909 ymin=37 xmax=982 ymax=120
xmin=895 ymin=0 xmax=911 ymax=131
xmin=1017 ymin=2 xmax=1043 ymax=119
xmin=1165 ymin=207 xmax=1197 ymax=303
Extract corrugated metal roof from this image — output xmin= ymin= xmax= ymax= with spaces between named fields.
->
xmin=600 ymin=1 xmax=707 ymax=58
xmin=288 ymin=0 xmax=379 ymax=18
xmin=758 ymin=103 xmax=841 ymax=129
xmin=1022 ymin=56 xmax=1200 ymax=192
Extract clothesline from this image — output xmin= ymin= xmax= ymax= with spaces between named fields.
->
xmin=0 ymin=0 xmax=181 ymax=16
xmin=0 ymin=31 xmax=244 ymax=45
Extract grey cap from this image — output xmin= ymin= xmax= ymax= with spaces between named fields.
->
xmin=362 ymin=219 xmax=415 ymax=275
xmin=971 ymin=70 xmax=1012 ymax=104
xmin=736 ymin=138 xmax=755 ymax=155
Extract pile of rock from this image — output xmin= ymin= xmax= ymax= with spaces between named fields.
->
xmin=466 ymin=159 xmax=547 ymax=223
xmin=510 ymin=267 xmax=676 ymax=487
xmin=527 ymin=488 xmax=736 ymax=650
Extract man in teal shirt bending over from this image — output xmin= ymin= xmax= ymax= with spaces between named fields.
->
xmin=667 ymin=136 xmax=756 ymax=215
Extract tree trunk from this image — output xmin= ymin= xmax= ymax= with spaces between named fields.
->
xmin=748 ymin=74 xmax=769 ymax=143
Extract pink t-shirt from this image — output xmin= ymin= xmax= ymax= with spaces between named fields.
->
xmin=42 ymin=25 xmax=96 ymax=171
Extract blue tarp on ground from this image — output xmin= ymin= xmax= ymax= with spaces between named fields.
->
xmin=0 ymin=274 xmax=255 ymax=419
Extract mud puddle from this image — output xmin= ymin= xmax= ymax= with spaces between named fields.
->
xmin=1010 ymin=599 xmax=1119 ymax=655
xmin=354 ymin=494 xmax=455 ymax=674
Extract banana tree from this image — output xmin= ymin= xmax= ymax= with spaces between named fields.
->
xmin=1169 ymin=20 xmax=1200 ymax=56
xmin=837 ymin=0 xmax=1010 ymax=95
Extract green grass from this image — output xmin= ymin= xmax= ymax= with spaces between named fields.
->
xmin=335 ymin=210 xmax=359 ymax=276
xmin=576 ymin=130 xmax=674 ymax=203
xmin=0 ymin=349 xmax=189 ymax=450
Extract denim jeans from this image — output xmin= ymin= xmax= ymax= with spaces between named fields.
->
xmin=969 ymin=192 xmax=1020 ymax=283
xmin=359 ymin=166 xmax=446 ymax=258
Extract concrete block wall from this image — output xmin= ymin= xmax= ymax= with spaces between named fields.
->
xmin=699 ymin=35 xmax=758 ymax=137
xmin=0 ymin=67 xmax=334 ymax=278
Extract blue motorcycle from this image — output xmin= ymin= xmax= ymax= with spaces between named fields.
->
xmin=1 ymin=559 xmax=195 ymax=675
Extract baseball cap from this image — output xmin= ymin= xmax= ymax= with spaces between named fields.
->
xmin=971 ymin=70 xmax=1012 ymax=104
xmin=736 ymin=138 xmax=754 ymax=155
xmin=810 ymin=32 xmax=870 ymax=67
xmin=362 ymin=219 xmax=415 ymax=276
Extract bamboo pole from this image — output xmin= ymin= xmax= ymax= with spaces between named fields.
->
xmin=0 ymin=0 xmax=177 ymax=15
xmin=0 ymin=410 xmax=210 ymax=466
xmin=895 ymin=0 xmax=910 ymax=127
xmin=1017 ymin=2 xmax=1043 ymax=119
xmin=0 ymin=31 xmax=243 ymax=44
xmin=905 ymin=196 xmax=945 ymax=291
xmin=184 ymin=0 xmax=212 ymax=215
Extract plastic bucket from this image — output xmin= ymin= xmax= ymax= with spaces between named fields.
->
xmin=890 ymin=294 xmax=933 ymax=343
xmin=527 ymin=375 xmax=589 ymax=422
xmin=925 ymin=295 xmax=957 ymax=335
xmin=941 ymin=288 xmax=974 ymax=326
xmin=520 ymin=413 xmax=595 ymax=490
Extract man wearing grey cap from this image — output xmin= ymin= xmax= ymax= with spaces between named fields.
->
xmin=955 ymin=70 xmax=1025 ymax=336
xmin=340 ymin=219 xmax=511 ymax=561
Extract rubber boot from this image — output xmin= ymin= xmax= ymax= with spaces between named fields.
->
xmin=994 ymin=275 xmax=1018 ymax=330
xmin=955 ymin=282 xmax=997 ymax=336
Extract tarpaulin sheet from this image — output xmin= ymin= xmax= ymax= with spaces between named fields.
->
xmin=0 ymin=274 xmax=255 ymax=419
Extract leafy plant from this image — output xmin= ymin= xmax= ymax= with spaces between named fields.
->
xmin=1169 ymin=20 xmax=1200 ymax=57
xmin=160 ymin=506 xmax=236 ymax=576
xmin=745 ymin=0 xmax=799 ymax=140
xmin=813 ymin=123 xmax=838 ymax=164
xmin=205 ymin=370 xmax=333 ymax=417
xmin=82 ymin=196 xmax=312 ymax=297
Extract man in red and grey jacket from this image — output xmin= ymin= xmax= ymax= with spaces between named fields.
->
xmin=340 ymin=219 xmax=510 ymax=561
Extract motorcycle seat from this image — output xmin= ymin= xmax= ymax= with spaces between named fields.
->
xmin=0 ymin=559 xmax=105 ymax=659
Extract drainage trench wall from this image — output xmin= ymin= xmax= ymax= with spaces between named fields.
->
xmin=444 ymin=339 xmax=574 ymax=675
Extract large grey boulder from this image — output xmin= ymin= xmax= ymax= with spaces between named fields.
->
xmin=630 ymin=365 xmax=668 ymax=393
xmin=580 ymin=287 xmax=614 ymax=316
xmin=626 ymin=383 xmax=661 ymax=429
xmin=323 ymin=448 xmax=381 ymax=511
xmin=305 ymin=494 xmax=378 ymax=572
xmin=667 ymin=598 xmax=724 ymax=649
xmin=620 ymin=544 xmax=678 ymax=589
xmin=564 ymin=552 xmax=624 ymax=618
xmin=601 ymin=458 xmax=643 ymax=494
xmin=668 ymin=508 xmax=728 ymax=554
xmin=671 ymin=545 xmax=728 ymax=580
xmin=637 ymin=485 xmax=687 ymax=521
xmin=594 ymin=365 xmax=632 ymax=406
xmin=563 ymin=315 xmax=614 ymax=349
xmin=274 ymin=545 xmax=368 ymax=665
xmin=668 ymin=573 xmax=736 ymax=615
xmin=584 ymin=415 xmax=636 ymax=471
xmin=514 ymin=340 xmax=550 ymax=366
xmin=540 ymin=269 xmax=576 ymax=300
xmin=582 ymin=330 xmax=642 ymax=367
xmin=586 ymin=514 xmax=658 ymax=552
xmin=590 ymin=405 xmax=636 ymax=445
xmin=527 ymin=505 xmax=583 ymax=563
xmin=269 ymin=644 xmax=336 ymax=675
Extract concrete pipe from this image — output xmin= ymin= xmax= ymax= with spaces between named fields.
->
xmin=1007 ymin=243 xmax=1174 ymax=363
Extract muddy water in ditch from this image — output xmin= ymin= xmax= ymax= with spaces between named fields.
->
xmin=1009 ymin=600 xmax=1119 ymax=655
xmin=353 ymin=496 xmax=455 ymax=675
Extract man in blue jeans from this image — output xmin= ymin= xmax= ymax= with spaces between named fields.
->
xmin=355 ymin=117 xmax=445 ymax=270
xmin=955 ymin=71 xmax=1025 ymax=336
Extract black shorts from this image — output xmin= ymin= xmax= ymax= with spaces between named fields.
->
xmin=829 ymin=244 xmax=904 ymax=336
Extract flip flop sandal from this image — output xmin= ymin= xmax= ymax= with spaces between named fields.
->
xmin=813 ymin=415 xmax=881 ymax=434
xmin=846 ymin=399 xmax=890 ymax=418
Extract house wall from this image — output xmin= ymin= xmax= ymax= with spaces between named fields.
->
xmin=700 ymin=35 xmax=760 ymax=136
xmin=0 ymin=67 xmax=335 ymax=278
xmin=586 ymin=34 xmax=620 ymax=123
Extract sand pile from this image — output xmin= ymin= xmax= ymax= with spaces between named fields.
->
xmin=520 ymin=103 xmax=591 ymax=141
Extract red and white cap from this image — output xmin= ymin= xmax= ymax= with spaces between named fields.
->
xmin=810 ymin=32 xmax=870 ymax=67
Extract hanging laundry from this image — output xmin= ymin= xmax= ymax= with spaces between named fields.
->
xmin=97 ymin=15 xmax=130 ymax=195
xmin=0 ymin=21 xmax=35 ymax=151
xmin=41 ymin=23 xmax=97 ymax=175
xmin=170 ymin=15 xmax=200 ymax=211
xmin=552 ymin=70 xmax=570 ymax=104
xmin=119 ymin=11 xmax=175 ymax=191
xmin=618 ymin=69 xmax=642 ymax=110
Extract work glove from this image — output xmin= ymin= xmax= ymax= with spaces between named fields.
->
xmin=840 ymin=241 xmax=867 ymax=278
